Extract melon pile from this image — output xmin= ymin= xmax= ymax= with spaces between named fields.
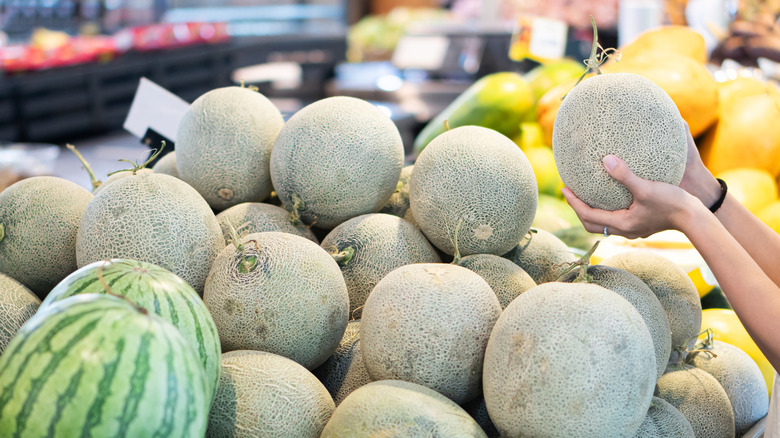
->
xmin=0 ymin=81 xmax=769 ymax=437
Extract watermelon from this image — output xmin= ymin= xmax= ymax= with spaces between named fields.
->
xmin=0 ymin=294 xmax=209 ymax=437
xmin=39 ymin=259 xmax=221 ymax=405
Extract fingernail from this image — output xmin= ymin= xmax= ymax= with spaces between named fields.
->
xmin=603 ymin=155 xmax=617 ymax=170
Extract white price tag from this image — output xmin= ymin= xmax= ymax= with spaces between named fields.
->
xmin=123 ymin=77 xmax=190 ymax=142
xmin=392 ymin=35 xmax=450 ymax=71
xmin=527 ymin=17 xmax=568 ymax=61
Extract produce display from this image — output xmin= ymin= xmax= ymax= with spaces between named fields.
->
xmin=0 ymin=18 xmax=777 ymax=438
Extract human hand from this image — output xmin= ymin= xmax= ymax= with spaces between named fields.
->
xmin=561 ymin=154 xmax=702 ymax=239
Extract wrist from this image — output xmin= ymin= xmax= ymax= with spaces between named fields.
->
xmin=673 ymin=193 xmax=712 ymax=233
xmin=681 ymin=167 xmax=721 ymax=207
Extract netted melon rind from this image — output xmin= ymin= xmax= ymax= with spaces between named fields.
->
xmin=560 ymin=264 xmax=672 ymax=382
xmin=600 ymin=251 xmax=701 ymax=361
xmin=361 ymin=263 xmax=501 ymax=404
xmin=409 ymin=125 xmax=538 ymax=257
xmin=0 ymin=176 xmax=93 ymax=298
xmin=553 ymin=73 xmax=687 ymax=211
xmin=632 ymin=396 xmax=695 ymax=438
xmin=313 ymin=321 xmax=372 ymax=406
xmin=689 ymin=340 xmax=769 ymax=436
xmin=203 ymin=231 xmax=349 ymax=370
xmin=76 ymin=173 xmax=224 ymax=295
xmin=207 ymin=350 xmax=335 ymax=438
xmin=320 ymin=380 xmax=488 ymax=438
xmin=483 ymin=282 xmax=657 ymax=437
xmin=177 ymin=86 xmax=284 ymax=211
xmin=216 ymin=202 xmax=318 ymax=244
xmin=270 ymin=96 xmax=404 ymax=229
xmin=0 ymin=273 xmax=40 ymax=355
xmin=320 ymin=213 xmax=441 ymax=318
xmin=655 ymin=365 xmax=735 ymax=438
xmin=457 ymin=253 xmax=536 ymax=309
xmin=379 ymin=164 xmax=414 ymax=218
xmin=152 ymin=151 xmax=179 ymax=178
xmin=504 ymin=228 xmax=577 ymax=284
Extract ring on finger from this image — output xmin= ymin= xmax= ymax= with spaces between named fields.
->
xmin=603 ymin=226 xmax=610 ymax=237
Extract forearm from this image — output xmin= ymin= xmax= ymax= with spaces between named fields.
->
xmin=713 ymin=193 xmax=780 ymax=287
xmin=678 ymin=202 xmax=780 ymax=371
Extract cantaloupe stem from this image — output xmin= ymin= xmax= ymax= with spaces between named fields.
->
xmin=555 ymin=240 xmax=600 ymax=282
xmin=451 ymin=218 xmax=465 ymax=264
xmin=224 ymin=219 xmax=259 ymax=273
xmin=0 ymin=223 xmax=4 ymax=243
xmin=107 ymin=141 xmax=167 ymax=176
xmin=96 ymin=261 xmax=149 ymax=315
xmin=66 ymin=144 xmax=102 ymax=191
xmin=350 ymin=305 xmax=364 ymax=321
xmin=563 ymin=16 xmax=621 ymax=99
xmin=331 ymin=246 xmax=355 ymax=266
xmin=444 ymin=119 xmax=451 ymax=131
xmin=288 ymin=193 xmax=308 ymax=227
xmin=685 ymin=328 xmax=719 ymax=361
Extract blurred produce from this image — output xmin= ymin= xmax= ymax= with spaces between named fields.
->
xmin=505 ymin=0 xmax=619 ymax=29
xmin=757 ymin=200 xmax=780 ymax=235
xmin=524 ymin=59 xmax=584 ymax=103
xmin=710 ymin=3 xmax=780 ymax=65
xmin=700 ymin=77 xmax=780 ymax=177
xmin=616 ymin=25 xmax=707 ymax=64
xmin=412 ymin=72 xmax=534 ymax=156
xmin=700 ymin=308 xmax=776 ymax=398
xmin=346 ymin=8 xmax=450 ymax=63
xmin=523 ymin=145 xmax=564 ymax=198
xmin=715 ymin=167 xmax=779 ymax=214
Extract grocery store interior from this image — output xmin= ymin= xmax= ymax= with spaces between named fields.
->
xmin=0 ymin=0 xmax=776 ymax=189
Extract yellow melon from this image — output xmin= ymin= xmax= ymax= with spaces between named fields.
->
xmin=617 ymin=25 xmax=707 ymax=64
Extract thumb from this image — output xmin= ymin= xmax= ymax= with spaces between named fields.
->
xmin=603 ymin=155 xmax=643 ymax=191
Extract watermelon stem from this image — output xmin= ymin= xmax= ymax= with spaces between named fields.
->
xmin=66 ymin=144 xmax=102 ymax=191
xmin=96 ymin=261 xmax=149 ymax=315
xmin=107 ymin=141 xmax=167 ymax=176
xmin=331 ymin=246 xmax=355 ymax=266
xmin=562 ymin=16 xmax=621 ymax=100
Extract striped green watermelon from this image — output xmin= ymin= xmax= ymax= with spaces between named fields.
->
xmin=39 ymin=259 xmax=221 ymax=405
xmin=0 ymin=294 xmax=209 ymax=437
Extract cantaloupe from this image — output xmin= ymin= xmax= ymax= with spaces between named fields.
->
xmin=320 ymin=380 xmax=487 ymax=437
xmin=552 ymin=73 xmax=687 ymax=210
xmin=0 ymin=273 xmax=40 ymax=355
xmin=463 ymin=397 xmax=499 ymax=438
xmin=152 ymin=151 xmax=179 ymax=178
xmin=215 ymin=202 xmax=318 ymax=244
xmin=360 ymin=263 xmax=501 ymax=404
xmin=203 ymin=231 xmax=349 ymax=370
xmin=320 ymin=213 xmax=441 ymax=318
xmin=176 ymin=86 xmax=284 ymax=211
xmin=378 ymin=164 xmax=413 ymax=218
xmin=688 ymin=340 xmax=769 ymax=435
xmin=560 ymin=264 xmax=672 ymax=381
xmin=601 ymin=251 xmax=701 ymax=362
xmin=76 ymin=173 xmax=224 ymax=295
xmin=504 ymin=228 xmax=577 ymax=284
xmin=270 ymin=96 xmax=404 ymax=229
xmin=207 ymin=350 xmax=335 ymax=438
xmin=0 ymin=176 xmax=92 ymax=298
xmin=633 ymin=396 xmax=695 ymax=438
xmin=313 ymin=320 xmax=372 ymax=405
xmin=456 ymin=254 xmax=536 ymax=309
xmin=655 ymin=365 xmax=735 ymax=438
xmin=483 ymin=282 xmax=656 ymax=437
xmin=409 ymin=125 xmax=538 ymax=256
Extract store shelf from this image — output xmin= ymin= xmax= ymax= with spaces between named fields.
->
xmin=0 ymin=31 xmax=347 ymax=144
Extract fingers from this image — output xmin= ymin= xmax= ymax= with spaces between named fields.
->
xmin=560 ymin=187 xmax=621 ymax=234
xmin=602 ymin=155 xmax=645 ymax=194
